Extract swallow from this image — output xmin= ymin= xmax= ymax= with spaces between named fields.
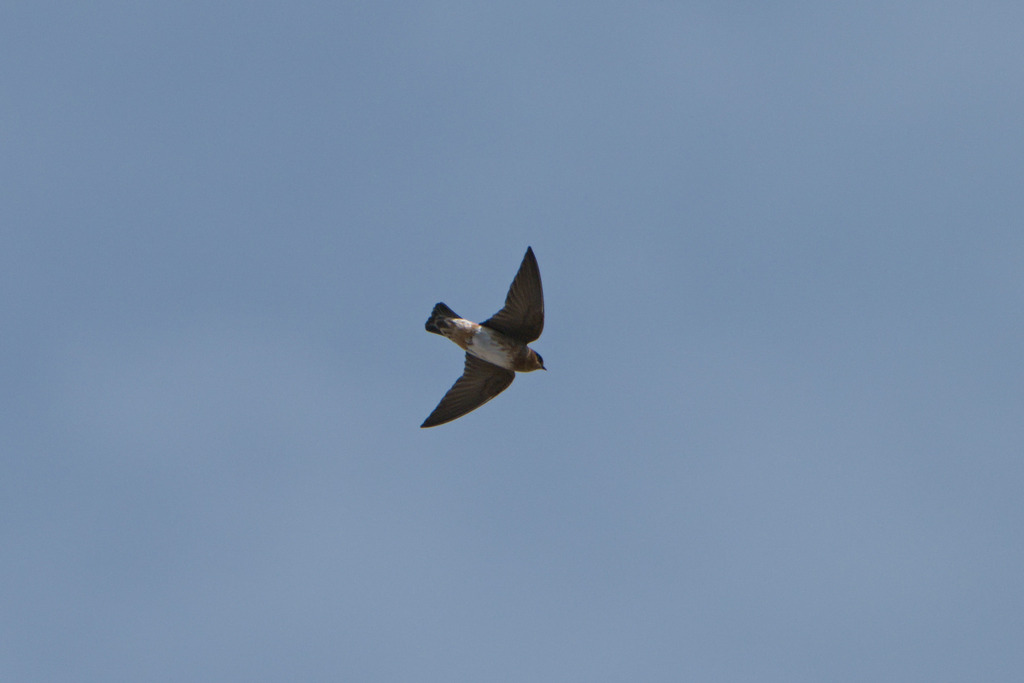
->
xmin=421 ymin=246 xmax=546 ymax=428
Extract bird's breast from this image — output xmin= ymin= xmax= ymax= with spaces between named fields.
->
xmin=466 ymin=326 xmax=517 ymax=370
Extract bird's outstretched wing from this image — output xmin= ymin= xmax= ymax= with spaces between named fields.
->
xmin=481 ymin=246 xmax=544 ymax=343
xmin=421 ymin=353 xmax=515 ymax=428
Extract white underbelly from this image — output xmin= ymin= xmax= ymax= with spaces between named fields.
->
xmin=467 ymin=327 xmax=514 ymax=369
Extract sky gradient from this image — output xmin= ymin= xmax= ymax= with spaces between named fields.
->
xmin=3 ymin=2 xmax=1023 ymax=680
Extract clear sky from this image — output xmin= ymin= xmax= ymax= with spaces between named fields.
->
xmin=3 ymin=2 xmax=1023 ymax=681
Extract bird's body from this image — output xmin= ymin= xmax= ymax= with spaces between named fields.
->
xmin=421 ymin=247 xmax=545 ymax=428
xmin=427 ymin=309 xmax=543 ymax=372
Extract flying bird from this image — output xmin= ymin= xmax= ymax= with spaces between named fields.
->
xmin=421 ymin=246 xmax=545 ymax=428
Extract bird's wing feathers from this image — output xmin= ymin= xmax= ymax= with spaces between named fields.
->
xmin=481 ymin=246 xmax=544 ymax=343
xmin=420 ymin=354 xmax=515 ymax=428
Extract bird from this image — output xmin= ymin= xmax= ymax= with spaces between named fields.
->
xmin=421 ymin=246 xmax=546 ymax=428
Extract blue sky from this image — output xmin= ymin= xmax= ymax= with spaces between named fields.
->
xmin=3 ymin=2 xmax=1023 ymax=680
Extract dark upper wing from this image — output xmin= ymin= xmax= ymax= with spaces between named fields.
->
xmin=420 ymin=354 xmax=515 ymax=428
xmin=481 ymin=246 xmax=544 ymax=343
